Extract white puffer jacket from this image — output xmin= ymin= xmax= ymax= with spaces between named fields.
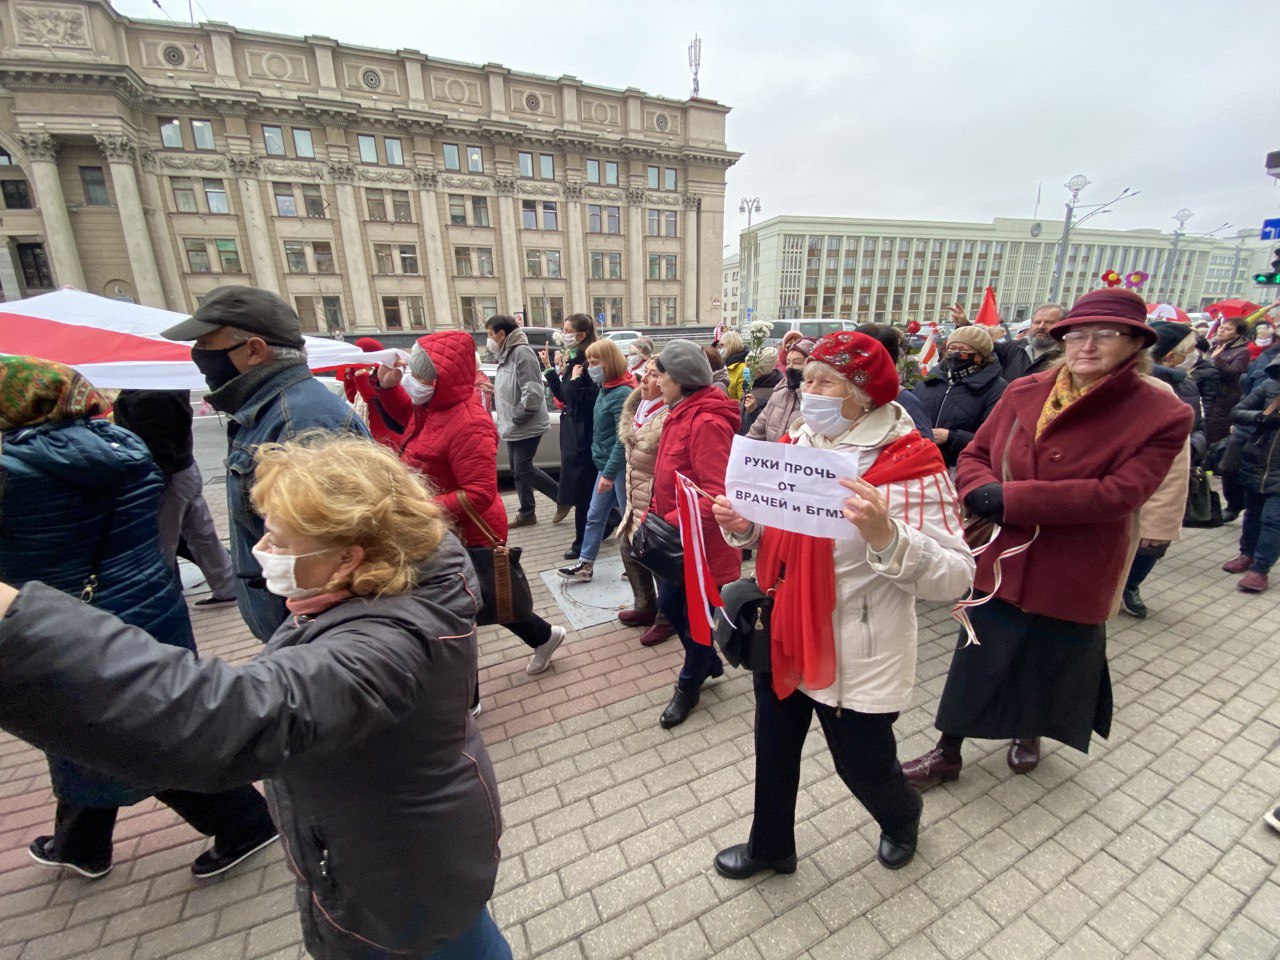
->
xmin=727 ymin=402 xmax=975 ymax=713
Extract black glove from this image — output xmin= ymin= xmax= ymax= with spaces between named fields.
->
xmin=965 ymin=482 xmax=1004 ymax=522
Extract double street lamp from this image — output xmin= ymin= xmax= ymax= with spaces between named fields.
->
xmin=1047 ymin=175 xmax=1139 ymax=303
xmin=739 ymin=197 xmax=761 ymax=324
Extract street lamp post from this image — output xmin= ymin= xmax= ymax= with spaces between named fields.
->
xmin=1158 ymin=208 xmax=1194 ymax=304
xmin=1048 ymin=175 xmax=1090 ymax=304
xmin=739 ymin=197 xmax=761 ymax=325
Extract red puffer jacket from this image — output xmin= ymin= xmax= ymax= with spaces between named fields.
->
xmin=379 ymin=331 xmax=507 ymax=546
xmin=651 ymin=386 xmax=742 ymax=585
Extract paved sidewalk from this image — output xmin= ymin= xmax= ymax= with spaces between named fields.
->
xmin=0 ymin=489 xmax=1277 ymax=960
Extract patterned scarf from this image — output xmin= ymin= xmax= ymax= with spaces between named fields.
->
xmin=1035 ymin=365 xmax=1099 ymax=440
xmin=0 ymin=356 xmax=108 ymax=431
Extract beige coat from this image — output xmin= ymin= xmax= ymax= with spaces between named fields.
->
xmin=1137 ymin=376 xmax=1191 ymax=543
xmin=616 ymin=388 xmax=669 ymax=540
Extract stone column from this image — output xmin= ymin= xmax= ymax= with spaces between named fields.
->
xmin=137 ymin=147 xmax=187 ymax=310
xmin=414 ymin=168 xmax=453 ymax=328
xmin=95 ymin=135 xmax=165 ymax=308
xmin=16 ymin=132 xmax=85 ymax=290
xmin=626 ymin=187 xmax=646 ymax=325
xmin=494 ymin=176 xmax=523 ymax=314
xmin=564 ymin=182 xmax=588 ymax=310
xmin=226 ymin=154 xmax=280 ymax=295
xmin=0 ymin=238 xmax=25 ymax=300
xmin=683 ymin=194 xmax=701 ymax=323
xmin=327 ymin=160 xmax=374 ymax=324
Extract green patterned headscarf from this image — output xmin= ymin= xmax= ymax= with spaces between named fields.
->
xmin=0 ymin=356 xmax=109 ymax=431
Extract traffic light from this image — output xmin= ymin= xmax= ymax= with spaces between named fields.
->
xmin=1255 ymin=246 xmax=1280 ymax=285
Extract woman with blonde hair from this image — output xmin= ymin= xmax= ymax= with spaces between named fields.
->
xmin=0 ymin=434 xmax=511 ymax=960
xmin=719 ymin=329 xmax=749 ymax=399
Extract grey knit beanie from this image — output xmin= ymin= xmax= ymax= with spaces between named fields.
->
xmin=657 ymin=339 xmax=712 ymax=388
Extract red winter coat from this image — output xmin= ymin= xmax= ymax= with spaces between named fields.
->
xmin=339 ymin=365 xmax=405 ymax=448
xmin=651 ymin=386 xmax=742 ymax=586
xmin=955 ymin=357 xmax=1192 ymax=624
xmin=379 ymin=331 xmax=507 ymax=546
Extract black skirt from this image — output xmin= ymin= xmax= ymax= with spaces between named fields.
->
xmin=934 ymin=597 xmax=1111 ymax=753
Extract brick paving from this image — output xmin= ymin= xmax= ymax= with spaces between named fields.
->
xmin=0 ymin=484 xmax=1278 ymax=959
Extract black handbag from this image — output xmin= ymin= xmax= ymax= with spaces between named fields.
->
xmin=457 ymin=491 xmax=534 ymax=626
xmin=712 ymin=577 xmax=773 ymax=673
xmin=629 ymin=508 xmax=684 ymax=583
xmin=1183 ymin=466 xmax=1224 ymax=528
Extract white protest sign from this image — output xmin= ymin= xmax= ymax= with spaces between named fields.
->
xmin=724 ymin=435 xmax=862 ymax=539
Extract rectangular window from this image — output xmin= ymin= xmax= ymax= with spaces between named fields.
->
xmin=647 ymin=209 xmax=660 ymax=236
xmin=546 ymin=250 xmax=561 ymax=278
xmin=521 ymin=199 xmax=538 ymax=230
xmin=191 ymin=120 xmax=215 ymax=151
xmin=664 ymin=210 xmax=678 ymax=237
xmin=538 ymin=154 xmax=554 ymax=180
xmin=607 ymin=207 xmax=620 ymax=234
xmin=382 ymin=296 xmax=403 ymax=329
xmin=384 ymin=137 xmax=404 ymax=166
xmin=586 ymin=159 xmax=600 ymax=184
xmin=302 ymin=184 xmax=326 ymax=218
xmin=443 ymin=144 xmax=461 ymax=171
xmin=390 ymin=190 xmax=412 ymax=223
xmin=525 ymin=249 xmax=542 ymax=278
xmin=313 ymin=241 xmax=335 ymax=274
xmin=366 ymin=189 xmax=386 ymax=221
xmin=608 ymin=252 xmax=622 ymax=279
xmin=0 ymin=180 xmax=31 ymax=209
xmin=273 ymin=182 xmax=297 ymax=217
xmin=647 ymin=166 xmax=660 ymax=190
xmin=171 ymin=177 xmax=197 ymax=213
xmin=283 ymin=240 xmax=308 ymax=273
xmin=588 ymin=204 xmax=603 ymax=233
xmin=471 ymin=196 xmax=489 ymax=226
xmin=518 ymin=151 xmax=534 ymax=178
xmin=292 ymin=128 xmax=314 ymax=158
xmin=203 ymin=179 xmax=228 ymax=214
xmin=262 ymin=125 xmax=286 ymax=156
xmin=590 ymin=251 xmax=604 ymax=279
xmin=648 ymin=296 xmax=677 ymax=325
xmin=592 ymin=296 xmax=623 ymax=327
xmin=476 ymin=247 xmax=494 ymax=277
xmin=542 ymin=201 xmax=558 ymax=231
xmin=184 ymin=239 xmax=211 ymax=273
xmin=322 ymin=296 xmax=344 ymax=331
xmin=17 ymin=243 xmax=53 ymax=288
xmin=466 ymin=146 xmax=483 ymax=173
xmin=448 ymin=195 xmax=467 ymax=225
xmin=529 ymin=297 xmax=565 ymax=327
xmin=663 ymin=168 xmax=677 ymax=191
xmin=80 ymin=167 xmax=109 ymax=206
xmin=357 ymin=134 xmax=378 ymax=164
xmin=460 ymin=296 xmax=498 ymax=330
xmin=373 ymin=243 xmax=395 ymax=274
xmin=605 ymin=161 xmax=618 ymax=186
xmin=159 ymin=118 xmax=183 ymax=149
xmin=648 ymin=254 xmax=677 ymax=280
xmin=405 ymin=296 xmax=426 ymax=329
xmin=399 ymin=244 xmax=419 ymax=274
xmin=454 ymin=246 xmax=473 ymax=277
xmin=215 ymin=238 xmax=241 ymax=273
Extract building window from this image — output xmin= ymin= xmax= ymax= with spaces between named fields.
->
xmin=648 ymin=254 xmax=677 ymax=280
xmin=405 ymin=296 xmax=426 ymax=328
xmin=262 ymin=125 xmax=286 ymax=156
xmin=646 ymin=209 xmax=678 ymax=237
xmin=399 ymin=244 xmax=419 ymax=274
xmin=476 ymin=247 xmax=494 ymax=276
xmin=79 ymin=167 xmax=109 ymax=206
xmin=384 ymin=190 xmax=410 ymax=222
xmin=454 ymin=247 xmax=473 ymax=277
xmin=17 ymin=243 xmax=53 ymax=288
xmin=466 ymin=146 xmax=483 ymax=173
xmin=159 ymin=118 xmax=183 ymax=149
xmin=191 ymin=120 xmax=215 ymax=151
xmin=539 ymin=154 xmax=554 ymax=180
xmin=443 ymin=144 xmax=461 ymax=171
xmin=382 ymin=296 xmax=403 ymax=329
xmin=171 ymin=177 xmax=197 ymax=213
xmin=273 ymin=182 xmax=297 ymax=217
xmin=592 ymin=296 xmax=623 ymax=326
xmin=1 ymin=180 xmax=31 ymax=209
xmin=313 ymin=241 xmax=335 ymax=274
xmin=385 ymin=137 xmax=404 ymax=166
xmin=184 ymin=238 xmax=211 ymax=273
xmin=366 ymin=189 xmax=386 ymax=221
xmin=284 ymin=240 xmax=308 ymax=273
xmin=586 ymin=158 xmax=619 ymax=185
xmin=215 ymin=238 xmax=241 ymax=273
xmin=456 ymin=246 xmax=494 ymax=277
xmin=203 ymin=179 xmax=229 ymax=214
xmin=528 ymin=297 xmax=565 ymax=327
xmin=448 ymin=195 xmax=467 ymax=225
xmin=460 ymin=295 xmax=498 ymax=330
xmin=586 ymin=159 xmax=600 ymax=184
xmin=588 ymin=204 xmax=621 ymax=234
xmin=373 ymin=243 xmax=395 ymax=274
xmin=321 ymin=296 xmax=344 ymax=332
xmin=546 ymin=250 xmax=562 ymax=278
xmin=518 ymin=152 xmax=533 ymax=178
xmin=604 ymin=161 xmax=619 ymax=186
xmin=357 ymin=134 xmax=378 ymax=164
xmin=648 ymin=296 xmax=678 ymax=325
xmin=0 ymin=149 xmax=11 ymax=165
xmin=525 ymin=249 xmax=561 ymax=278
xmin=647 ymin=166 xmax=660 ymax=190
xmin=590 ymin=251 xmax=623 ymax=279
xmin=472 ymin=196 xmax=490 ymax=227
xmin=542 ymin=201 xmax=558 ymax=231
xmin=292 ymin=128 xmax=314 ymax=158
xmin=302 ymin=184 xmax=326 ymax=218
xmin=664 ymin=168 xmax=677 ymax=191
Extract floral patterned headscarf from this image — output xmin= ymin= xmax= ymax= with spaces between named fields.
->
xmin=0 ymin=356 xmax=109 ymax=431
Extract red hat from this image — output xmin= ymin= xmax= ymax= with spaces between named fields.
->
xmin=808 ymin=331 xmax=900 ymax=407
xmin=1051 ymin=288 xmax=1157 ymax=347
xmin=355 ymin=336 xmax=384 ymax=352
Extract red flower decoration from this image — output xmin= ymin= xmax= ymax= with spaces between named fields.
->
xmin=1100 ymin=269 xmax=1122 ymax=288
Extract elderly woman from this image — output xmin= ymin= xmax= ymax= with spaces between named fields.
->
xmin=739 ymin=347 xmax=782 ymax=436
xmin=0 ymin=436 xmax=511 ymax=960
xmin=912 ymin=326 xmax=1008 ymax=468
xmin=0 ymin=357 xmax=275 ymax=881
xmin=748 ymin=339 xmax=813 ymax=442
xmin=616 ymin=358 xmax=675 ymax=646
xmin=710 ymin=332 xmax=974 ymax=878
xmin=627 ymin=335 xmax=656 ymax=374
xmin=904 ymin=289 xmax=1193 ymax=786
xmin=719 ymin=330 xmax=749 ymax=399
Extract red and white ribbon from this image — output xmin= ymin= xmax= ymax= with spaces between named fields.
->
xmin=675 ymin=471 xmax=723 ymax=646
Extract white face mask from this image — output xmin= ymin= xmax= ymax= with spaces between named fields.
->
xmin=562 ymin=332 xmax=580 ymax=347
xmin=251 ymin=545 xmax=335 ymax=599
xmin=588 ymin=364 xmax=606 ymax=384
xmin=486 ymin=337 xmax=501 ymax=356
xmin=800 ymin=392 xmax=855 ymax=438
xmin=402 ymin=373 xmax=436 ymax=405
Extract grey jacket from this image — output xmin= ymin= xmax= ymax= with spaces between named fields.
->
xmin=0 ymin=536 xmax=500 ymax=960
xmin=493 ymin=328 xmax=549 ymax=441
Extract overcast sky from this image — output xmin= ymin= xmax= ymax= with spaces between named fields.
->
xmin=115 ymin=0 xmax=1279 ymax=250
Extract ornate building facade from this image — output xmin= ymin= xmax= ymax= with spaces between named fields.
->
xmin=0 ymin=0 xmax=739 ymax=333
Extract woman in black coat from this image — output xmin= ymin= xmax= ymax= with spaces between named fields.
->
xmin=1222 ymin=356 xmax=1280 ymax=594
xmin=1206 ymin=317 xmax=1253 ymax=446
xmin=912 ymin=326 xmax=1007 ymax=468
xmin=541 ymin=313 xmax=600 ymax=560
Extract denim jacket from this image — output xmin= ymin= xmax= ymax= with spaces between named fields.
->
xmin=223 ymin=365 xmax=366 ymax=640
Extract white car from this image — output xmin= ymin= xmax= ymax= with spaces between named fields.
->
xmin=604 ymin=329 xmax=644 ymax=347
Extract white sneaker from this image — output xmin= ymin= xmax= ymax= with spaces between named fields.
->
xmin=527 ymin=625 xmax=567 ymax=675
xmin=469 ymin=701 xmax=482 ymax=719
xmin=1265 ymin=805 xmax=1280 ymax=833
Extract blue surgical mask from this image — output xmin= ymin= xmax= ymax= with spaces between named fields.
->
xmin=800 ymin=392 xmax=854 ymax=438
xmin=588 ymin=365 xmax=606 ymax=385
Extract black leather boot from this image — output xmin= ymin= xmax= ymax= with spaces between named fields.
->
xmin=659 ymin=685 xmax=699 ymax=729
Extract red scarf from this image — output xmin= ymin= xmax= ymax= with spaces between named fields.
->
xmin=605 ymin=372 xmax=638 ymax=389
xmin=756 ymin=430 xmax=946 ymax=700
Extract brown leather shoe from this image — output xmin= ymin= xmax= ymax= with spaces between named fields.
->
xmin=638 ymin=623 xmax=676 ymax=647
xmin=619 ymin=608 xmax=656 ymax=626
xmin=902 ymin=747 xmax=961 ymax=788
xmin=1007 ymin=737 xmax=1040 ymax=774
xmin=1238 ymin=571 xmax=1269 ymax=593
xmin=510 ymin=513 xmax=537 ymax=528
xmin=1222 ymin=554 xmax=1253 ymax=574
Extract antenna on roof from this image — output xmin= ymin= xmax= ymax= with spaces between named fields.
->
xmin=688 ymin=35 xmax=701 ymax=98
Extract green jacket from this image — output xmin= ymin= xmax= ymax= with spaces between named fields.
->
xmin=592 ymin=382 xmax=631 ymax=479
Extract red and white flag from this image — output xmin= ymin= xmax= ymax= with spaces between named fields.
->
xmin=674 ymin=472 xmax=723 ymax=646
xmin=917 ymin=325 xmax=939 ymax=374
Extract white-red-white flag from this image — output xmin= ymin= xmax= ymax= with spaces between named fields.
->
xmin=674 ymin=472 xmax=723 ymax=646
xmin=917 ymin=326 xmax=939 ymax=374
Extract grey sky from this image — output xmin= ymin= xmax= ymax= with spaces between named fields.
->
xmin=115 ymin=0 xmax=1280 ymax=248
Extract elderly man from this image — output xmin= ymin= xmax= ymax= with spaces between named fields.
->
xmin=952 ymin=302 xmax=1066 ymax=381
xmin=163 ymin=286 xmax=366 ymax=641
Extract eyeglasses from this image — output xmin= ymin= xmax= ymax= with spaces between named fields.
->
xmin=1061 ymin=330 xmax=1136 ymax=346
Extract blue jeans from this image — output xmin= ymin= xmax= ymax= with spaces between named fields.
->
xmin=426 ymin=907 xmax=511 ymax=960
xmin=1240 ymin=491 xmax=1280 ymax=574
xmin=578 ymin=472 xmax=627 ymax=564
xmin=657 ymin=576 xmax=722 ymax=691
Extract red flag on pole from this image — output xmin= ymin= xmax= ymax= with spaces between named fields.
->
xmin=973 ymin=286 xmax=1001 ymax=327
xmin=674 ymin=472 xmax=723 ymax=646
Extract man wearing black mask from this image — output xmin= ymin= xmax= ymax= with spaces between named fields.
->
xmin=951 ymin=302 xmax=1065 ymax=381
xmin=162 ymin=286 xmax=366 ymax=640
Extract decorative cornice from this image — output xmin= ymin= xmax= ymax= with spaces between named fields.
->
xmin=626 ymin=186 xmax=646 ymax=207
xmin=94 ymin=134 xmax=136 ymax=163
xmin=261 ymin=159 xmax=324 ymax=179
xmin=517 ymin=182 xmax=560 ymax=198
xmin=493 ymin=175 xmax=517 ymax=196
xmin=440 ymin=175 xmax=488 ymax=191
xmin=358 ymin=168 xmax=414 ymax=185
xmin=413 ymin=168 xmax=439 ymax=189
xmin=325 ymin=160 xmax=357 ymax=183
xmin=158 ymin=154 xmax=225 ymax=172
xmin=16 ymin=131 xmax=56 ymax=162
xmin=646 ymin=192 xmax=681 ymax=207
xmin=582 ymin=187 xmax=623 ymax=203
xmin=225 ymin=153 xmax=261 ymax=177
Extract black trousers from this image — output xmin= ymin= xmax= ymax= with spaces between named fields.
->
xmin=507 ymin=435 xmax=559 ymax=518
xmin=748 ymin=673 xmax=920 ymax=861
xmin=51 ymin=784 xmax=274 ymax=867
xmin=568 ymin=481 xmax=594 ymax=554
xmin=504 ymin=612 xmax=552 ymax=648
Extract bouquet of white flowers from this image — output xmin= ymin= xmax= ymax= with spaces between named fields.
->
xmin=744 ymin=318 xmax=774 ymax=369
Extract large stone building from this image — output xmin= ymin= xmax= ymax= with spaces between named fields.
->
xmin=720 ymin=251 xmax=739 ymax=327
xmin=740 ymin=215 xmax=1274 ymax=326
xmin=0 ymin=0 xmax=739 ymax=334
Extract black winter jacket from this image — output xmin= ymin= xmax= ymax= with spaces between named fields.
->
xmin=0 ymin=536 xmax=499 ymax=959
xmin=1232 ymin=357 xmax=1280 ymax=497
xmin=912 ymin=359 xmax=1008 ymax=467
xmin=1189 ymin=357 xmax=1221 ymax=413
xmin=112 ymin=389 xmax=195 ymax=478
xmin=1150 ymin=365 xmax=1206 ymax=462
xmin=992 ymin=339 xmax=1062 ymax=381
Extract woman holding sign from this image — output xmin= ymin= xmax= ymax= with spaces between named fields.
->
xmin=711 ymin=331 xmax=974 ymax=877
